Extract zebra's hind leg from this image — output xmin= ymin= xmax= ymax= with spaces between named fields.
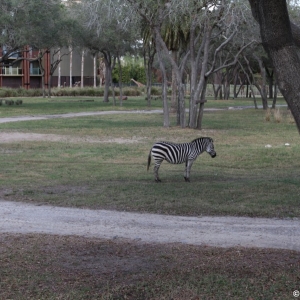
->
xmin=154 ymin=162 xmax=162 ymax=182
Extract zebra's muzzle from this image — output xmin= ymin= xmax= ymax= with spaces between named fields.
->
xmin=211 ymin=153 xmax=216 ymax=158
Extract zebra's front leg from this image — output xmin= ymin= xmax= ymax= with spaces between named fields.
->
xmin=184 ymin=160 xmax=194 ymax=182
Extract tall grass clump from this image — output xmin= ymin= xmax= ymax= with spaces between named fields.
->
xmin=265 ymin=108 xmax=271 ymax=122
xmin=265 ymin=108 xmax=283 ymax=123
xmin=287 ymin=111 xmax=296 ymax=124
xmin=273 ymin=108 xmax=282 ymax=123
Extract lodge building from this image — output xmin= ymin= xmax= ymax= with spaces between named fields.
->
xmin=0 ymin=47 xmax=95 ymax=89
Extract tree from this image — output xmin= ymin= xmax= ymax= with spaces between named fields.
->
xmin=249 ymin=0 xmax=300 ymax=132
xmin=0 ymin=0 xmax=30 ymax=65
xmin=0 ymin=0 xmax=74 ymax=96
xmin=185 ymin=1 xmax=253 ymax=128
xmin=127 ymin=0 xmax=254 ymax=129
xmin=72 ymin=0 xmax=139 ymax=104
xmin=46 ymin=48 xmax=73 ymax=96
xmin=141 ymin=22 xmax=156 ymax=107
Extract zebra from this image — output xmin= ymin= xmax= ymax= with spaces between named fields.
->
xmin=147 ymin=137 xmax=216 ymax=182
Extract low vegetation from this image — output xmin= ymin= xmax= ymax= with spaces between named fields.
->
xmin=0 ymin=86 xmax=161 ymax=99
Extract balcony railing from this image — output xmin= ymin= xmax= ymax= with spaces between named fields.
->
xmin=1 ymin=67 xmax=41 ymax=75
xmin=1 ymin=67 xmax=22 ymax=75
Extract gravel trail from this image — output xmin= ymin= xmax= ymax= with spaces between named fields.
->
xmin=1 ymin=200 xmax=299 ymax=251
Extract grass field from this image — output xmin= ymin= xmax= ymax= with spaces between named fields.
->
xmin=0 ymin=96 xmax=299 ymax=299
xmin=0 ymin=96 xmax=299 ymax=218
xmin=0 ymin=94 xmax=287 ymax=117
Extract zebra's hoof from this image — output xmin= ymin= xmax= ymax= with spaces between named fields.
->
xmin=184 ymin=177 xmax=190 ymax=182
xmin=155 ymin=178 xmax=161 ymax=183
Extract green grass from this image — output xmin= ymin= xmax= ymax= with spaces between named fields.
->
xmin=0 ymin=101 xmax=299 ymax=218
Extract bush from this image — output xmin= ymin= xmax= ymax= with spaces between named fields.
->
xmin=121 ymin=87 xmax=144 ymax=96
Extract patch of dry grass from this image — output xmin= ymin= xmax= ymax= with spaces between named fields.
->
xmin=274 ymin=108 xmax=283 ymax=123
xmin=265 ymin=107 xmax=296 ymax=124
xmin=287 ymin=111 xmax=296 ymax=124
xmin=265 ymin=108 xmax=272 ymax=122
xmin=0 ymin=233 xmax=299 ymax=299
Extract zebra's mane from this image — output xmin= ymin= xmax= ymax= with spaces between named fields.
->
xmin=191 ymin=137 xmax=213 ymax=143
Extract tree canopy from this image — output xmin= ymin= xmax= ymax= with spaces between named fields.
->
xmin=2 ymin=0 xmax=300 ymax=132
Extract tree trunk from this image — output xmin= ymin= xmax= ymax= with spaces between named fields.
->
xmin=249 ymin=0 xmax=300 ymax=132
xmin=117 ymin=54 xmax=123 ymax=107
xmin=233 ymin=72 xmax=238 ymax=99
xmin=265 ymin=68 xmax=274 ymax=99
xmin=272 ymin=81 xmax=278 ymax=109
xmin=213 ymin=84 xmax=221 ymax=100
xmin=57 ymin=50 xmax=61 ymax=88
xmin=189 ymin=27 xmax=211 ymax=128
xmin=48 ymin=74 xmax=52 ymax=98
xmin=93 ymin=54 xmax=97 ymax=88
xmin=143 ymin=43 xmax=155 ymax=107
xmin=196 ymin=77 xmax=208 ymax=129
xmin=69 ymin=47 xmax=72 ymax=88
xmin=156 ymin=43 xmax=169 ymax=127
xmin=38 ymin=56 xmax=45 ymax=98
xmin=81 ymin=50 xmax=84 ymax=88
xmin=171 ymin=51 xmax=178 ymax=114
xmin=102 ymin=51 xmax=112 ymax=103
xmin=223 ymin=76 xmax=230 ymax=100
xmin=103 ymin=64 xmax=110 ymax=102
xmin=111 ymin=56 xmax=116 ymax=106
xmin=249 ymin=84 xmax=258 ymax=109
xmin=160 ymin=63 xmax=170 ymax=128
xmin=254 ymin=55 xmax=268 ymax=109
xmin=145 ymin=63 xmax=152 ymax=107
xmin=178 ymin=82 xmax=185 ymax=128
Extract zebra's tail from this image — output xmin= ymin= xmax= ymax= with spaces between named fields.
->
xmin=147 ymin=150 xmax=151 ymax=171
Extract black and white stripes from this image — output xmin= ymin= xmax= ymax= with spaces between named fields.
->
xmin=147 ymin=137 xmax=216 ymax=182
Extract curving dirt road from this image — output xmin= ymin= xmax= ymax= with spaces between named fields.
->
xmin=0 ymin=200 xmax=299 ymax=251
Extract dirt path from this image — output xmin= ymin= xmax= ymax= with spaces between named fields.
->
xmin=0 ymin=200 xmax=299 ymax=251
xmin=1 ymin=109 xmax=299 ymax=252
xmin=0 ymin=108 xmax=228 ymax=124
xmin=0 ymin=110 xmax=165 ymax=124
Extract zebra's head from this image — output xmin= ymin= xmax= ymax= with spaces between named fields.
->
xmin=205 ymin=138 xmax=216 ymax=158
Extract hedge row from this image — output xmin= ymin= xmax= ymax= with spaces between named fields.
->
xmin=0 ymin=86 xmax=163 ymax=98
